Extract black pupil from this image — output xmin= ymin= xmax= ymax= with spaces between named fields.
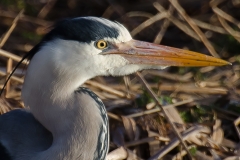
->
xmin=100 ymin=42 xmax=105 ymax=47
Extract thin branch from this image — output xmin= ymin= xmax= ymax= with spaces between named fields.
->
xmin=0 ymin=49 xmax=28 ymax=64
xmin=136 ymin=72 xmax=193 ymax=160
xmin=0 ymin=70 xmax=24 ymax=83
xmin=192 ymin=19 xmax=227 ymax=34
xmin=5 ymin=58 xmax=13 ymax=96
xmin=86 ymin=80 xmax=126 ymax=97
xmin=125 ymin=11 xmax=153 ymax=18
xmin=154 ymin=5 xmax=174 ymax=44
xmin=0 ymin=10 xmax=53 ymax=26
xmin=126 ymin=98 xmax=194 ymax=118
xmin=153 ymin=2 xmax=200 ymax=41
xmin=217 ymin=16 xmax=240 ymax=42
xmin=131 ymin=12 xmax=168 ymax=37
xmin=38 ymin=0 xmax=57 ymax=19
xmin=211 ymin=1 xmax=240 ymax=28
xmin=0 ymin=10 xmax=24 ymax=48
xmin=169 ymin=0 xmax=219 ymax=58
xmin=149 ymin=125 xmax=210 ymax=160
xmin=102 ymin=6 xmax=114 ymax=18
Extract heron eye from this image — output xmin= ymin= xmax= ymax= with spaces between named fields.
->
xmin=95 ymin=40 xmax=108 ymax=49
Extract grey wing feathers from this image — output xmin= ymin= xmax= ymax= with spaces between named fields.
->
xmin=0 ymin=109 xmax=52 ymax=160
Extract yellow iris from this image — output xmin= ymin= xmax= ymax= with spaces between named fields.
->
xmin=96 ymin=40 xmax=108 ymax=49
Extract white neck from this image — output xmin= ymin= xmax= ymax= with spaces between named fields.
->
xmin=21 ymin=41 xmax=107 ymax=159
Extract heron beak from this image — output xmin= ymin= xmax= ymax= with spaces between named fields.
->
xmin=104 ymin=39 xmax=230 ymax=66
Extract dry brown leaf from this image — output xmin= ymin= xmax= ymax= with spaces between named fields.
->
xmin=212 ymin=119 xmax=224 ymax=145
xmin=122 ymin=116 xmax=138 ymax=141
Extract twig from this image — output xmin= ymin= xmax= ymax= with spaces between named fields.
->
xmin=217 ymin=16 xmax=240 ymax=42
xmin=172 ymin=145 xmax=196 ymax=160
xmin=233 ymin=117 xmax=240 ymax=140
xmin=107 ymin=2 xmax=125 ymax=16
xmin=125 ymin=136 xmax=170 ymax=147
xmin=38 ymin=0 xmax=57 ymax=19
xmin=147 ymin=70 xmax=193 ymax=82
xmin=0 ymin=10 xmax=24 ymax=48
xmin=126 ymin=98 xmax=194 ymax=118
xmin=153 ymin=2 xmax=200 ymax=41
xmin=123 ymin=76 xmax=131 ymax=98
xmin=192 ymin=19 xmax=227 ymax=34
xmin=136 ymin=72 xmax=193 ymax=160
xmin=5 ymin=58 xmax=13 ymax=96
xmin=124 ymin=11 xmax=153 ymax=18
xmin=154 ymin=5 xmax=174 ymax=44
xmin=107 ymin=112 xmax=122 ymax=121
xmin=11 ymin=44 xmax=33 ymax=52
xmin=102 ymin=6 xmax=114 ymax=18
xmin=157 ymin=84 xmax=228 ymax=95
xmin=131 ymin=12 xmax=168 ymax=36
xmin=211 ymin=0 xmax=240 ymax=28
xmin=0 ymin=70 xmax=24 ymax=83
xmin=86 ymin=80 xmax=126 ymax=97
xmin=149 ymin=125 xmax=210 ymax=160
xmin=0 ymin=10 xmax=24 ymax=96
xmin=0 ymin=10 xmax=52 ymax=26
xmin=0 ymin=49 xmax=28 ymax=64
xmin=169 ymin=0 xmax=219 ymax=58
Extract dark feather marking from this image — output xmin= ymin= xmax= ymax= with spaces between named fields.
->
xmin=1 ymin=17 xmax=120 ymax=95
xmin=28 ymin=17 xmax=119 ymax=59
xmin=76 ymin=87 xmax=109 ymax=160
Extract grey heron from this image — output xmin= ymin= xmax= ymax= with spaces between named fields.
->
xmin=0 ymin=17 xmax=229 ymax=160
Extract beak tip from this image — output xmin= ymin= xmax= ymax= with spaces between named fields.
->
xmin=223 ymin=61 xmax=232 ymax=66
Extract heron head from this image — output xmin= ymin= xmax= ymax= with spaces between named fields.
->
xmin=27 ymin=17 xmax=230 ymax=84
